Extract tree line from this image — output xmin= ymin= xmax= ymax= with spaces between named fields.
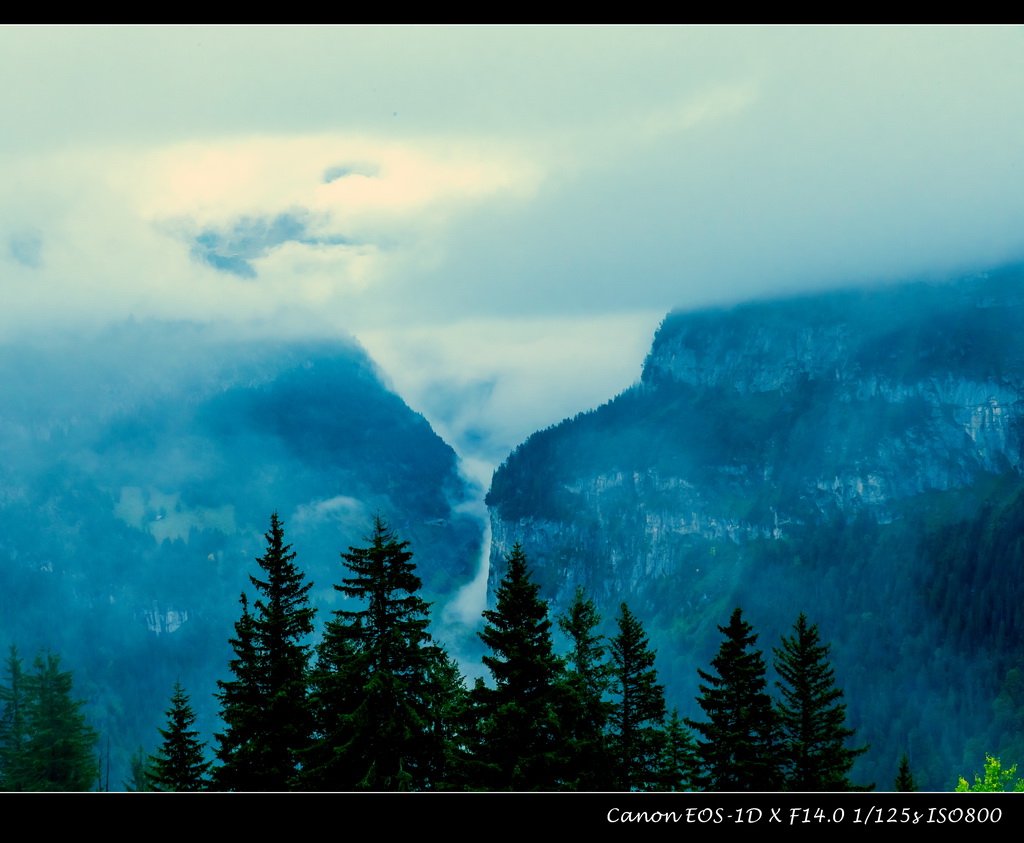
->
xmin=0 ymin=512 xmax=889 ymax=790
xmin=142 ymin=513 xmax=875 ymax=791
xmin=0 ymin=647 xmax=98 ymax=790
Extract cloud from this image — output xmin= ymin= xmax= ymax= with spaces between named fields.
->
xmin=188 ymin=212 xmax=349 ymax=279
xmin=0 ymin=131 xmax=543 ymax=334
xmin=292 ymin=495 xmax=368 ymax=531
xmin=13 ymin=28 xmax=1024 ymax=336
xmin=356 ymin=310 xmax=664 ymax=484
xmin=7 ymin=230 xmax=43 ymax=268
xmin=322 ymin=163 xmax=380 ymax=184
xmin=4 ymin=26 xmax=1024 ymax=467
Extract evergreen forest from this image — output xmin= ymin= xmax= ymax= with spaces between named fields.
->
xmin=1 ymin=511 xmax=951 ymax=792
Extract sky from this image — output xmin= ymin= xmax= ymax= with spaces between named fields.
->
xmin=4 ymin=25 xmax=1024 ymax=483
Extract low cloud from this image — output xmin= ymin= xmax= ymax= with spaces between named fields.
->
xmin=3 ymin=27 xmax=1024 ymax=468
xmin=188 ymin=212 xmax=350 ymax=279
xmin=291 ymin=495 xmax=368 ymax=531
xmin=322 ymin=162 xmax=380 ymax=184
xmin=0 ymin=132 xmax=543 ymax=335
xmin=7 ymin=230 xmax=43 ymax=268
xmin=357 ymin=311 xmax=664 ymax=482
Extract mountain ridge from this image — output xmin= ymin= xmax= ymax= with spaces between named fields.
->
xmin=0 ymin=319 xmax=484 ymax=784
xmin=485 ymin=264 xmax=1024 ymax=788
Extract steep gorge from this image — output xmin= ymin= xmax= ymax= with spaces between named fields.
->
xmin=486 ymin=265 xmax=1024 ymax=788
xmin=0 ymin=320 xmax=483 ymax=781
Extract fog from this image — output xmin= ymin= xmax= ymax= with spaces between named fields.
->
xmin=4 ymin=26 xmax=1024 ymax=468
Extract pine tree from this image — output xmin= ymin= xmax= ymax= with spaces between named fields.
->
xmin=774 ymin=614 xmax=870 ymax=791
xmin=19 ymin=650 xmax=98 ymax=791
xmin=472 ymin=542 xmax=565 ymax=790
xmin=420 ymin=649 xmax=473 ymax=790
xmin=894 ymin=752 xmax=917 ymax=792
xmin=0 ymin=645 xmax=28 ymax=790
xmin=148 ymin=682 xmax=210 ymax=791
xmin=556 ymin=586 xmax=614 ymax=790
xmin=654 ymin=708 xmax=701 ymax=791
xmin=249 ymin=512 xmax=315 ymax=786
xmin=213 ymin=592 xmax=261 ymax=790
xmin=301 ymin=612 xmax=366 ymax=789
xmin=303 ymin=515 xmax=448 ymax=790
xmin=609 ymin=602 xmax=666 ymax=790
xmin=686 ymin=607 xmax=780 ymax=791
xmin=215 ymin=513 xmax=315 ymax=790
xmin=123 ymin=746 xmax=155 ymax=792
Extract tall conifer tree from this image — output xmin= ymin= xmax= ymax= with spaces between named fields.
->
xmin=687 ymin=607 xmax=780 ymax=791
xmin=123 ymin=746 xmax=154 ymax=792
xmin=610 ymin=603 xmax=666 ymax=790
xmin=556 ymin=587 xmax=614 ymax=790
xmin=774 ymin=614 xmax=870 ymax=791
xmin=654 ymin=708 xmax=701 ymax=791
xmin=473 ymin=543 xmax=565 ymax=790
xmin=303 ymin=515 xmax=447 ymax=790
xmin=425 ymin=650 xmax=473 ymax=789
xmin=0 ymin=645 xmax=28 ymax=790
xmin=19 ymin=651 xmax=98 ymax=791
xmin=215 ymin=513 xmax=314 ymax=790
xmin=149 ymin=682 xmax=210 ymax=791
xmin=894 ymin=752 xmax=917 ymax=792
xmin=213 ymin=592 xmax=261 ymax=790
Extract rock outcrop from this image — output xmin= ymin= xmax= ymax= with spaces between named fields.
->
xmin=488 ymin=269 xmax=1024 ymax=610
xmin=484 ymin=265 xmax=1024 ymax=788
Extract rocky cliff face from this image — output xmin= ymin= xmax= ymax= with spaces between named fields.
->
xmin=0 ymin=319 xmax=482 ymax=776
xmin=487 ymin=270 xmax=1024 ymax=611
xmin=484 ymin=266 xmax=1024 ymax=787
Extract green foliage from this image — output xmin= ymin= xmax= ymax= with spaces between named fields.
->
xmin=609 ymin=603 xmax=666 ymax=790
xmin=774 ymin=614 xmax=870 ymax=790
xmin=894 ymin=752 xmax=917 ymax=792
xmin=481 ymin=273 xmax=1024 ymax=791
xmin=148 ymin=683 xmax=210 ymax=791
xmin=955 ymin=754 xmax=1024 ymax=792
xmin=556 ymin=587 xmax=614 ymax=790
xmin=212 ymin=592 xmax=261 ymax=790
xmin=421 ymin=650 xmax=473 ymax=789
xmin=0 ymin=646 xmax=29 ymax=789
xmin=300 ymin=612 xmax=364 ymax=789
xmin=303 ymin=515 xmax=448 ymax=790
xmin=14 ymin=651 xmax=98 ymax=791
xmin=124 ymin=745 xmax=155 ymax=792
xmin=654 ymin=709 xmax=701 ymax=791
xmin=687 ymin=608 xmax=780 ymax=791
xmin=0 ymin=329 xmax=480 ymax=793
xmin=473 ymin=543 xmax=566 ymax=790
xmin=214 ymin=513 xmax=315 ymax=790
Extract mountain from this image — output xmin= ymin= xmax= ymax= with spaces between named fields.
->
xmin=0 ymin=320 xmax=482 ymax=784
xmin=486 ymin=265 xmax=1024 ymax=789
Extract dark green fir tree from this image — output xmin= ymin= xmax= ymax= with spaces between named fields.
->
xmin=0 ymin=645 xmax=29 ymax=790
xmin=123 ymin=746 xmax=155 ymax=792
xmin=774 ymin=614 xmax=871 ymax=791
xmin=472 ymin=543 xmax=565 ymax=790
xmin=214 ymin=513 xmax=315 ymax=791
xmin=654 ymin=708 xmax=701 ymax=791
xmin=149 ymin=682 xmax=210 ymax=791
xmin=303 ymin=515 xmax=448 ymax=791
xmin=301 ymin=612 xmax=365 ymax=789
xmin=19 ymin=651 xmax=98 ymax=791
xmin=556 ymin=586 xmax=614 ymax=790
xmin=213 ymin=592 xmax=261 ymax=790
xmin=894 ymin=752 xmax=917 ymax=792
xmin=686 ymin=608 xmax=780 ymax=791
xmin=609 ymin=603 xmax=666 ymax=790
xmin=425 ymin=649 xmax=473 ymax=789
